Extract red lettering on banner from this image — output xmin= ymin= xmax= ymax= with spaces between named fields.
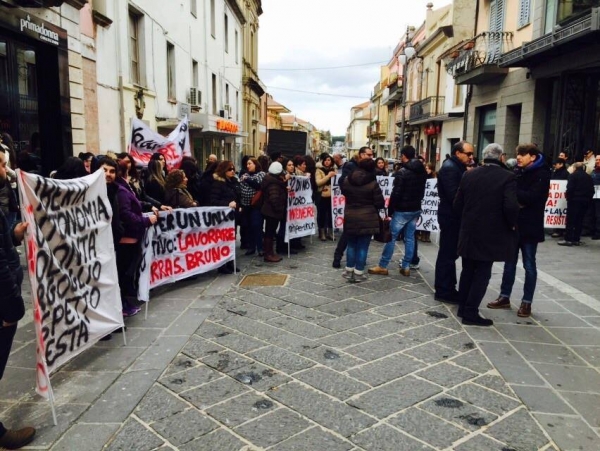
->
xmin=151 ymin=257 xmax=186 ymax=284
xmin=178 ymin=227 xmax=236 ymax=252
xmin=289 ymin=206 xmax=315 ymax=220
xmin=185 ymin=246 xmax=231 ymax=270
xmin=332 ymin=195 xmax=345 ymax=207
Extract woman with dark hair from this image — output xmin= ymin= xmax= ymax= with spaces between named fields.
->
xmin=375 ymin=157 xmax=388 ymax=176
xmin=197 ymin=161 xmax=218 ymax=206
xmin=53 ymin=157 xmax=88 ymax=179
xmin=179 ymin=156 xmax=203 ymax=203
xmin=341 ymin=158 xmax=385 ymax=283
xmin=164 ymin=169 xmax=198 ymax=208
xmin=276 ymin=158 xmax=297 ymax=255
xmin=210 ymin=160 xmax=241 ymax=274
xmin=316 ymin=153 xmax=337 ymax=240
xmin=293 ymin=155 xmax=307 ymax=176
xmin=240 ymin=157 xmax=266 ymax=256
xmin=118 ymin=153 xmax=162 ymax=210
xmin=144 ymin=159 xmax=167 ymax=205
xmin=239 ymin=155 xmax=251 ymax=178
xmin=79 ymin=152 xmax=96 ymax=173
xmin=149 ymin=152 xmax=167 ymax=176
xmin=261 ymin=162 xmax=288 ymax=263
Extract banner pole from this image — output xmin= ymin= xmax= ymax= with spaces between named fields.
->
xmin=287 ymin=241 xmax=290 ymax=259
xmin=122 ymin=326 xmax=127 ymax=346
xmin=48 ymin=388 xmax=58 ymax=426
xmin=144 ymin=302 xmax=148 ymax=321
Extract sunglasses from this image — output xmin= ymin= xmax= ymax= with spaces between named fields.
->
xmin=227 ymin=167 xmax=235 ymax=171
xmin=462 ymin=151 xmax=474 ymax=157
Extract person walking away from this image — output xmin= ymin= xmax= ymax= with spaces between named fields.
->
xmin=316 ymin=154 xmax=336 ymax=241
xmin=434 ymin=141 xmax=474 ymax=303
xmin=261 ymin=162 xmax=288 ymax=263
xmin=558 ymin=162 xmax=595 ymax=246
xmin=454 ymin=144 xmax=519 ymax=326
xmin=591 ymin=155 xmax=600 ymax=240
xmin=487 ymin=143 xmax=550 ymax=318
xmin=341 ymin=158 xmax=385 ymax=282
xmin=369 ymin=146 xmax=427 ymax=277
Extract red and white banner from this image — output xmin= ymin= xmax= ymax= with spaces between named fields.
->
xmin=17 ymin=169 xmax=124 ymax=399
xmin=138 ymin=207 xmax=236 ymax=301
xmin=128 ymin=116 xmax=191 ymax=170
xmin=285 ymin=176 xmax=316 ymax=242
xmin=544 ymin=180 xmax=567 ymax=228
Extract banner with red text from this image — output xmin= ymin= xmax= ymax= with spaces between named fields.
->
xmin=544 ymin=180 xmax=567 ymax=228
xmin=416 ymin=179 xmax=440 ymax=232
xmin=128 ymin=116 xmax=191 ymax=170
xmin=138 ymin=207 xmax=236 ymax=301
xmin=17 ymin=169 xmax=124 ymax=399
xmin=285 ymin=176 xmax=316 ymax=242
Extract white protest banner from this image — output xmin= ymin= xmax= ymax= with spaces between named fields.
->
xmin=594 ymin=185 xmax=600 ymax=200
xmin=17 ymin=169 xmax=124 ymax=399
xmin=544 ymin=180 xmax=567 ymax=228
xmin=331 ymin=174 xmax=345 ymax=230
xmin=377 ymin=175 xmax=394 ymax=208
xmin=285 ymin=176 xmax=316 ymax=242
xmin=138 ymin=207 xmax=236 ymax=301
xmin=128 ymin=116 xmax=191 ymax=170
xmin=417 ymin=179 xmax=440 ymax=232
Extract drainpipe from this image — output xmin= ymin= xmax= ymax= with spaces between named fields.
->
xmin=463 ymin=0 xmax=480 ymax=141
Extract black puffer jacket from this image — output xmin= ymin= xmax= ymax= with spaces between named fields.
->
xmin=210 ymin=174 xmax=240 ymax=207
xmin=437 ymin=155 xmax=467 ymax=222
xmin=566 ymin=168 xmax=594 ymax=203
xmin=261 ymin=174 xmax=288 ymax=220
xmin=388 ymin=159 xmax=427 ymax=214
xmin=342 ymin=169 xmax=385 ymax=236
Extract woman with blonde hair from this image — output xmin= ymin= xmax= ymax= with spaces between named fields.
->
xmin=164 ymin=169 xmax=198 ymax=208
xmin=145 ymin=159 xmax=167 ymax=204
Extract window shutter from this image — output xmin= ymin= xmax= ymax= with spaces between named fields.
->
xmin=518 ymin=0 xmax=531 ymax=28
xmin=489 ymin=0 xmax=505 ymax=32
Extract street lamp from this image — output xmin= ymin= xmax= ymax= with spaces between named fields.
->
xmin=399 ymin=31 xmax=416 ymax=150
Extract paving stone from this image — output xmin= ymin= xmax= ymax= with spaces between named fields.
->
xmin=434 ymin=331 xmax=476 ymax=353
xmin=357 ymin=288 xmax=423 ymax=306
xmin=318 ymin=331 xmax=367 ymax=349
xmin=205 ymin=392 xmax=276 ymax=427
xmin=404 ymin=342 xmax=459 ymax=364
xmin=294 ymin=366 xmax=369 ymax=400
xmin=373 ymin=300 xmax=429 ymax=317
xmin=571 ymin=345 xmax=600 ymax=367
xmin=395 ymin=311 xmax=447 ymax=328
xmin=358 ymin=277 xmax=412 ymax=292
xmin=416 ymin=362 xmax=478 ymax=388
xmin=348 ymin=375 xmax=442 ymax=419
xmin=222 ymin=301 xmax=282 ymax=322
xmin=158 ymin=363 xmax=222 ymax=393
xmin=388 ymin=407 xmax=468 ymax=449
xmin=351 ymin=318 xmax=409 ymax=339
xmin=268 ymin=382 xmax=376 ymax=437
xmin=534 ymin=311 xmax=591 ymax=328
xmin=318 ymin=284 xmax=374 ymax=302
xmin=316 ymin=299 xmax=374 ymax=317
xmin=472 ymin=373 xmax=517 ymax=398
xmin=300 ymin=346 xmax=364 ymax=371
xmin=404 ymin=283 xmax=434 ymax=295
xmin=486 ymin=409 xmax=550 ymax=451
xmin=269 ymin=426 xmax=353 ymax=451
xmin=402 ymin=324 xmax=457 ymax=345
xmin=561 ymin=301 xmax=600 ymax=316
xmin=347 ymin=354 xmax=426 ymax=387
xmin=561 ymin=391 xmax=600 ymax=427
xmin=267 ymin=315 xmax=333 ymax=339
xmin=179 ymin=428 xmax=246 ymax=451
xmin=228 ymin=361 xmax=291 ymax=392
xmin=181 ymin=377 xmax=249 ymax=409
xmin=229 ymin=290 xmax=288 ymax=310
xmin=42 ymin=370 xmax=120 ymax=404
xmin=281 ymin=290 xmax=333 ymax=308
xmin=51 ymin=423 xmax=120 ymax=451
xmin=135 ymin=385 xmax=189 ymax=423
xmin=532 ymin=362 xmax=600 ymax=392
xmin=344 ymin=335 xmax=412 ymax=361
xmin=494 ymin=323 xmax=560 ymax=344
xmin=510 ymin=385 xmax=575 ymax=415
xmin=151 ymin=409 xmax=218 ymax=446
xmin=320 ymin=311 xmax=387 ymax=332
xmin=477 ymin=343 xmax=545 ymax=386
xmin=205 ymin=307 xmax=236 ymax=323
xmin=234 ymin=408 xmax=310 ymax=448
xmin=201 ymin=349 xmax=254 ymax=373
xmin=452 ymin=434 xmax=507 ymax=451
xmin=350 ymin=424 xmax=434 ymax=451
xmin=534 ymin=413 xmax=600 ymax=451
xmin=420 ymin=395 xmax=498 ymax=431
xmin=462 ymin=325 xmax=507 ymax=342
xmin=181 ymin=335 xmax=226 ymax=360
xmin=511 ymin=341 xmax=587 ymax=366
xmin=162 ymin=354 xmax=199 ymax=377
xmin=212 ymin=331 xmax=268 ymax=354
xmin=247 ymin=345 xmax=315 ymax=374
xmin=446 ymin=383 xmax=522 ymax=416
xmin=277 ymin=303 xmax=336 ymax=323
xmin=105 ymin=418 xmax=164 ymax=451
xmin=60 ymin=345 xmax=146 ymax=372
xmin=288 ymin=279 xmax=332 ymax=294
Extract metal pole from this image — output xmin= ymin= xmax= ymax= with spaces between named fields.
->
xmin=400 ymin=61 xmax=406 ymax=150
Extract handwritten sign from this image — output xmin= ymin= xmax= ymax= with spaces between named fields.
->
xmin=138 ymin=207 xmax=236 ymax=300
xmin=331 ymin=175 xmax=345 ymax=230
xmin=17 ymin=169 xmax=124 ymax=399
xmin=128 ymin=116 xmax=191 ymax=170
xmin=544 ymin=180 xmax=567 ymax=228
xmin=285 ymin=176 xmax=316 ymax=242
xmin=417 ymin=179 xmax=440 ymax=232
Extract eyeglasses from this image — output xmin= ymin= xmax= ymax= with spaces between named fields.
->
xmin=462 ymin=151 xmax=474 ymax=157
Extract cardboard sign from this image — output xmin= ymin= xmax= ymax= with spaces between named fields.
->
xmin=17 ymin=169 xmax=124 ymax=399
xmin=331 ymin=174 xmax=345 ymax=230
xmin=138 ymin=207 xmax=236 ymax=301
xmin=544 ymin=180 xmax=567 ymax=228
xmin=128 ymin=116 xmax=191 ymax=170
xmin=285 ymin=176 xmax=316 ymax=242
xmin=416 ymin=179 xmax=440 ymax=232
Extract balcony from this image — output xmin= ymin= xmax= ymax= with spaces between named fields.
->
xmin=382 ymin=81 xmax=403 ymax=106
xmin=409 ymin=97 xmax=445 ymax=124
xmin=444 ymin=32 xmax=512 ymax=85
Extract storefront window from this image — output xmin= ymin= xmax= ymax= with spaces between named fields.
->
xmin=548 ymin=0 xmax=600 ymax=29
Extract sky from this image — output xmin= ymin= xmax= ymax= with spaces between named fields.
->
xmin=258 ymin=0 xmax=453 ymax=137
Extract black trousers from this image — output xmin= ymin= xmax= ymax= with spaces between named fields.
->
xmin=0 ymin=323 xmax=16 ymax=437
xmin=458 ymin=258 xmax=493 ymax=318
xmin=434 ymin=217 xmax=460 ymax=297
xmin=333 ymin=230 xmax=348 ymax=261
xmin=565 ymin=200 xmax=589 ymax=243
xmin=116 ymin=242 xmax=142 ymax=307
xmin=594 ymin=200 xmax=600 ymax=237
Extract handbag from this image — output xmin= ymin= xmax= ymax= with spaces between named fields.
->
xmin=250 ymin=190 xmax=263 ymax=208
xmin=374 ymin=210 xmax=392 ymax=243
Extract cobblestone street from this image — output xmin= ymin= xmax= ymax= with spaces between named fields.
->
xmin=2 ymin=236 xmax=600 ymax=450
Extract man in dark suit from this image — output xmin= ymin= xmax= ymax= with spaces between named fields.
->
xmin=454 ymin=143 xmax=520 ymax=326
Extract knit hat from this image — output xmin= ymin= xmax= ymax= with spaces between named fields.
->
xmin=268 ymin=162 xmax=283 ymax=175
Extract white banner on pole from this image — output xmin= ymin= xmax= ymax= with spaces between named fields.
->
xmin=285 ymin=176 xmax=316 ymax=242
xmin=17 ymin=169 xmax=124 ymax=399
xmin=544 ymin=180 xmax=568 ymax=228
xmin=138 ymin=207 xmax=236 ymax=301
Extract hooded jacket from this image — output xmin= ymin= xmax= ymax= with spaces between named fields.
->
xmin=388 ymin=158 xmax=427 ymax=214
xmin=341 ymin=169 xmax=385 ymax=236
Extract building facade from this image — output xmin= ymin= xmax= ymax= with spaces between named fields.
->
xmin=346 ymin=101 xmax=370 ymax=152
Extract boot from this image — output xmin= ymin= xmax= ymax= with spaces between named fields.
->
xmin=326 ymin=228 xmax=335 ymax=241
xmin=319 ymin=228 xmax=327 ymax=241
xmin=263 ymin=237 xmax=282 ymax=263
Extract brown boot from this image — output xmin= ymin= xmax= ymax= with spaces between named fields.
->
xmin=263 ymin=237 xmax=282 ymax=263
xmin=319 ymin=228 xmax=327 ymax=241
xmin=326 ymin=228 xmax=335 ymax=241
xmin=517 ymin=302 xmax=532 ymax=317
xmin=487 ymin=296 xmax=511 ymax=309
xmin=0 ymin=426 xmax=36 ymax=449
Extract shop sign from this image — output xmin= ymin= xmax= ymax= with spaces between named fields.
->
xmin=20 ymin=14 xmax=60 ymax=46
xmin=216 ymin=120 xmax=239 ymax=134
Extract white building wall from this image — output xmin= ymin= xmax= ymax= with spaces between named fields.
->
xmin=349 ymin=120 xmax=369 ymax=151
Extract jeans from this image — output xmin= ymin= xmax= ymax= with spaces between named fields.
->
xmin=500 ymin=241 xmax=538 ymax=303
xmin=247 ymin=207 xmax=263 ymax=252
xmin=379 ymin=211 xmax=421 ymax=269
xmin=346 ymin=234 xmax=372 ymax=272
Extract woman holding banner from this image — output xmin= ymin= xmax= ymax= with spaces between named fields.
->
xmin=240 ymin=158 xmax=266 ymax=256
xmin=316 ymin=154 xmax=336 ymax=241
xmin=164 ymin=169 xmax=198 ymax=208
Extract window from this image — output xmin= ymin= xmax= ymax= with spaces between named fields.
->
xmin=167 ymin=42 xmax=175 ymax=100
xmin=225 ymin=83 xmax=230 ymax=106
xmin=192 ymin=59 xmax=198 ymax=87
xmin=190 ymin=0 xmax=197 ymax=17
xmin=235 ymin=30 xmax=239 ymax=63
xmin=518 ymin=0 xmax=530 ymax=28
xmin=212 ymin=73 xmax=217 ymax=114
xmin=236 ymin=91 xmax=239 ymax=121
xmin=129 ymin=10 xmax=141 ymax=85
xmin=489 ymin=0 xmax=504 ymax=32
xmin=210 ymin=0 xmax=215 ymax=37
xmin=224 ymin=14 xmax=229 ymax=53
xmin=250 ymin=31 xmax=255 ymax=67
xmin=453 ymin=84 xmax=464 ymax=107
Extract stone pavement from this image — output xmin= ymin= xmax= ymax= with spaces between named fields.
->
xmin=1 ymin=234 xmax=599 ymax=450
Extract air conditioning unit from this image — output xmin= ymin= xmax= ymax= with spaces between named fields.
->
xmin=223 ymin=104 xmax=231 ymax=113
xmin=188 ymin=87 xmax=201 ymax=106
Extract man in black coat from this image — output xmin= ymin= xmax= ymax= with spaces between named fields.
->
xmin=488 ymin=143 xmax=551 ymax=318
xmin=434 ymin=141 xmax=474 ymax=303
xmin=455 ymin=144 xmax=519 ymax=326
xmin=558 ymin=162 xmax=595 ymax=246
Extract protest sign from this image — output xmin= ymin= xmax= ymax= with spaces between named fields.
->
xmin=544 ymin=180 xmax=567 ymax=228
xmin=285 ymin=176 xmax=316 ymax=242
xmin=417 ymin=179 xmax=440 ymax=232
xmin=594 ymin=185 xmax=600 ymax=200
xmin=17 ymin=169 xmax=124 ymax=399
xmin=331 ymin=174 xmax=345 ymax=230
xmin=128 ymin=116 xmax=191 ymax=170
xmin=138 ymin=207 xmax=236 ymax=301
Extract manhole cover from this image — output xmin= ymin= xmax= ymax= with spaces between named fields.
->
xmin=239 ymin=274 xmax=288 ymax=287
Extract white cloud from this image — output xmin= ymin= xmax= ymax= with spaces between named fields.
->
xmin=259 ymin=0 xmax=453 ymax=135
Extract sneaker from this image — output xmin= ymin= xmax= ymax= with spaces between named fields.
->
xmin=123 ymin=306 xmax=141 ymax=317
xmin=352 ymin=273 xmax=368 ymax=283
xmin=399 ymin=268 xmax=410 ymax=277
xmin=368 ymin=266 xmax=389 ymax=275
xmin=557 ymin=240 xmax=573 ymax=246
xmin=487 ymin=296 xmax=511 ymax=309
xmin=409 ymin=263 xmax=420 ymax=270
xmin=0 ymin=426 xmax=36 ymax=449
xmin=517 ymin=302 xmax=532 ymax=317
